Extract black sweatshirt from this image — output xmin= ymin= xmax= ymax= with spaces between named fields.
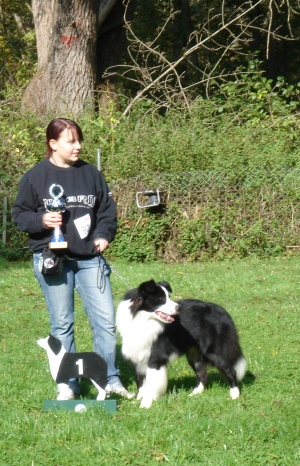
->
xmin=12 ymin=158 xmax=117 ymax=255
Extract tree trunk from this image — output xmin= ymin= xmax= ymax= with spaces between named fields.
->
xmin=22 ymin=0 xmax=116 ymax=116
xmin=95 ymin=0 xmax=136 ymax=112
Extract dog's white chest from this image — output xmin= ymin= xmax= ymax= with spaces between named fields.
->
xmin=116 ymin=301 xmax=164 ymax=371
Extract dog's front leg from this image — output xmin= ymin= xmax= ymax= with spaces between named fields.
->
xmin=137 ymin=386 xmax=145 ymax=400
xmin=136 ymin=371 xmax=146 ymax=400
xmin=140 ymin=366 xmax=168 ymax=409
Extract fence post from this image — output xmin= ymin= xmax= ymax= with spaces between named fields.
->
xmin=2 ymin=195 xmax=7 ymax=246
xmin=97 ymin=148 xmax=101 ymax=171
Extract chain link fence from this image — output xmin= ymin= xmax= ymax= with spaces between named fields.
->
xmin=111 ymin=166 xmax=300 ymax=261
xmin=2 ymin=166 xmax=300 ymax=260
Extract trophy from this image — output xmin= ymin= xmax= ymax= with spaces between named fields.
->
xmin=46 ymin=184 xmax=68 ymax=249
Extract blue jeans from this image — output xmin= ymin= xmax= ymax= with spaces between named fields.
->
xmin=33 ymin=253 xmax=122 ymax=388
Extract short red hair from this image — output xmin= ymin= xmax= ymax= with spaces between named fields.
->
xmin=45 ymin=118 xmax=84 ymax=158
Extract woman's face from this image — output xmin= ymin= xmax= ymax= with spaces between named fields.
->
xmin=49 ymin=128 xmax=82 ymax=167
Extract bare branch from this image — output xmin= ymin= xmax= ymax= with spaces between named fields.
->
xmin=121 ymin=0 xmax=265 ymax=117
xmin=103 ymin=0 xmax=298 ymax=118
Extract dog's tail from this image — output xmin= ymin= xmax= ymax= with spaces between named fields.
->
xmin=234 ymin=355 xmax=247 ymax=381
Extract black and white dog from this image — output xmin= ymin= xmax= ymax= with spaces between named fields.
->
xmin=37 ymin=335 xmax=107 ymax=401
xmin=116 ymin=280 xmax=246 ymax=408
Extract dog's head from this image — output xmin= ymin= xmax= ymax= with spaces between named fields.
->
xmin=37 ymin=335 xmax=66 ymax=381
xmin=37 ymin=335 xmax=64 ymax=356
xmin=125 ymin=279 xmax=179 ymax=323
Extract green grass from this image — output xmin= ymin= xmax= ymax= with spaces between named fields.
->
xmin=1 ymin=256 xmax=299 ymax=465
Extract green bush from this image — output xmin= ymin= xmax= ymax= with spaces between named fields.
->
xmin=1 ymin=71 xmax=300 ymax=261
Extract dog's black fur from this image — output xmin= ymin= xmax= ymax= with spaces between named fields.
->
xmin=117 ymin=280 xmax=246 ymax=408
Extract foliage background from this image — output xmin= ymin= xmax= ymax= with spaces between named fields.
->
xmin=1 ymin=1 xmax=300 ymax=261
xmin=2 ymin=68 xmax=300 ymax=261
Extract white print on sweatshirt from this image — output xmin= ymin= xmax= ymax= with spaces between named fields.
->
xmin=66 ymin=195 xmax=96 ymax=207
xmin=74 ymin=214 xmax=91 ymax=239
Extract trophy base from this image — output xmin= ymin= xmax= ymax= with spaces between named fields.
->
xmin=49 ymin=241 xmax=68 ymax=249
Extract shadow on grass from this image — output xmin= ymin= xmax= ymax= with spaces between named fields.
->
xmin=168 ymin=370 xmax=256 ymax=394
xmin=77 ymin=343 xmax=257 ymax=400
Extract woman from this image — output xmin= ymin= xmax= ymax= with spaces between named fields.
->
xmin=13 ymin=118 xmax=133 ymax=400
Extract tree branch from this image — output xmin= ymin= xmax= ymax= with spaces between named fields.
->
xmin=120 ymin=0 xmax=265 ymax=117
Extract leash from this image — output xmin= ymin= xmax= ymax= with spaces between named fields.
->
xmin=97 ymin=254 xmax=106 ymax=293
xmin=96 ymin=253 xmax=130 ymax=290
xmin=110 ymin=264 xmax=130 ymax=289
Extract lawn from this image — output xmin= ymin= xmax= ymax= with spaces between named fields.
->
xmin=0 ymin=256 xmax=299 ymax=465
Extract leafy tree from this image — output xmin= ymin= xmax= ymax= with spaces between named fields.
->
xmin=0 ymin=0 xmax=34 ymax=95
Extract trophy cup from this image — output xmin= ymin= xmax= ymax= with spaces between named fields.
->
xmin=46 ymin=184 xmax=68 ymax=249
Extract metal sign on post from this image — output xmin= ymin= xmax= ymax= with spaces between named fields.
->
xmin=136 ymin=189 xmax=161 ymax=209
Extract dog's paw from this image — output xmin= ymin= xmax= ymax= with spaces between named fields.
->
xmin=230 ymin=387 xmax=240 ymax=400
xmin=189 ymin=382 xmax=205 ymax=396
xmin=139 ymin=397 xmax=153 ymax=409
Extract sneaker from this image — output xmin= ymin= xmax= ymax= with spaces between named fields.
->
xmin=68 ymin=378 xmax=81 ymax=395
xmin=105 ymin=384 xmax=135 ymax=399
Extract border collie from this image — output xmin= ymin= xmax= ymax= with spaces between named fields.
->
xmin=116 ymin=280 xmax=246 ymax=408
xmin=37 ymin=335 xmax=107 ymax=401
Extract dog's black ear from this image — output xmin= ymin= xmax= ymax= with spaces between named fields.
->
xmin=48 ymin=334 xmax=63 ymax=355
xmin=157 ymin=281 xmax=172 ymax=293
xmin=130 ymin=296 xmax=143 ymax=313
xmin=128 ymin=280 xmax=156 ymax=313
xmin=139 ymin=279 xmax=157 ymax=295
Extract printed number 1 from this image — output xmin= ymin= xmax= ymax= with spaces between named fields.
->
xmin=76 ymin=358 xmax=83 ymax=375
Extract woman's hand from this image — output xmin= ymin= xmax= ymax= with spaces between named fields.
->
xmin=43 ymin=212 xmax=62 ymax=229
xmin=94 ymin=238 xmax=109 ymax=253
